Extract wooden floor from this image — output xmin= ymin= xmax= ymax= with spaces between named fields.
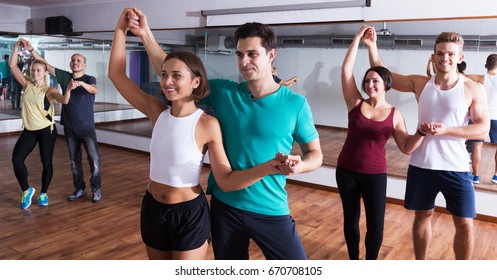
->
xmin=2 ymin=133 xmax=497 ymax=260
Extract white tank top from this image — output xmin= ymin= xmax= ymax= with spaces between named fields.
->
xmin=410 ymin=75 xmax=470 ymax=171
xmin=149 ymin=108 xmax=205 ymax=187
xmin=484 ymin=74 xmax=497 ymax=120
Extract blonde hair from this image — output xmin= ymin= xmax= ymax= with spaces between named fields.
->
xmin=32 ymin=59 xmax=48 ymax=71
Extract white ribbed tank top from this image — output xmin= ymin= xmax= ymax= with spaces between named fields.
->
xmin=149 ymin=108 xmax=205 ymax=187
xmin=410 ymin=75 xmax=470 ymax=171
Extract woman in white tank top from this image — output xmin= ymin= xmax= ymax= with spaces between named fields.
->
xmin=108 ymin=8 xmax=283 ymax=260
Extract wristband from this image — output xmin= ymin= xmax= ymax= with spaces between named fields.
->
xmin=417 ymin=129 xmax=426 ymax=136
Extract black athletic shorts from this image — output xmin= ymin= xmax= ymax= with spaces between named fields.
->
xmin=140 ymin=190 xmax=210 ymax=251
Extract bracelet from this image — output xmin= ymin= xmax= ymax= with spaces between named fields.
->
xmin=417 ymin=129 xmax=426 ymax=136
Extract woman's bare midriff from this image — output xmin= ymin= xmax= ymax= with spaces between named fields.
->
xmin=147 ymin=180 xmax=202 ymax=204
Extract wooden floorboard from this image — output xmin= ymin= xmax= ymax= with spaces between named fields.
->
xmin=2 ymin=133 xmax=497 ymax=260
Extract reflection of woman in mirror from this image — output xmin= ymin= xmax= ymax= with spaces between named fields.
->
xmin=10 ymin=38 xmax=72 ymax=209
xmin=108 ymin=8 xmax=281 ymax=260
xmin=426 ymin=57 xmax=437 ymax=77
xmin=336 ymin=25 xmax=429 ymax=260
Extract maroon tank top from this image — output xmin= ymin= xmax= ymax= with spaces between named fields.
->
xmin=337 ymin=99 xmax=395 ymax=174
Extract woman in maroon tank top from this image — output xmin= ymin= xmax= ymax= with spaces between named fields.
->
xmin=336 ymin=25 xmax=429 ymax=260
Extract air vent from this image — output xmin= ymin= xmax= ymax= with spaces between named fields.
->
xmin=281 ymin=38 xmax=304 ymax=45
xmin=394 ymin=39 xmax=423 ymax=46
xmin=331 ymin=38 xmax=353 ymax=45
xmin=479 ymin=40 xmax=497 ymax=47
xmin=465 ymin=39 xmax=497 ymax=47
xmin=465 ymin=40 xmax=480 ymax=47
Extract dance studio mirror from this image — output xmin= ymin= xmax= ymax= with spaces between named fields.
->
xmin=1 ymin=17 xmax=496 ymax=188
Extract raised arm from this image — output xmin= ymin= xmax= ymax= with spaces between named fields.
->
xmin=464 ymin=73 xmax=484 ymax=84
xmin=9 ymin=39 xmax=30 ymax=88
xmin=364 ymin=26 xmax=428 ymax=97
xmin=201 ymin=115 xmax=281 ymax=192
xmin=23 ymin=40 xmax=56 ymax=77
xmin=426 ymin=58 xmax=433 ymax=77
xmin=127 ymin=7 xmax=167 ymax=75
xmin=280 ymin=76 xmax=299 ymax=87
xmin=341 ymin=25 xmax=371 ymax=111
xmin=108 ymin=8 xmax=167 ymax=127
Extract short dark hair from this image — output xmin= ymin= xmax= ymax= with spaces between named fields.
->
xmin=361 ymin=66 xmax=392 ymax=92
xmin=486 ymin=54 xmax=497 ymax=70
xmin=233 ymin=22 xmax=276 ymax=53
xmin=163 ymin=51 xmax=209 ymax=102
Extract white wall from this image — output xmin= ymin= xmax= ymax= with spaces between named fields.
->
xmin=3 ymin=0 xmax=495 ymax=34
xmin=0 ymin=3 xmax=30 ymax=33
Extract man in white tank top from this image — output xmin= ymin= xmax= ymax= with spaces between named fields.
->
xmin=365 ymin=29 xmax=489 ymax=260
xmin=465 ymin=54 xmax=497 ymax=185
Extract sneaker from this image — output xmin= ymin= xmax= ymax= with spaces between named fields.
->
xmin=492 ymin=176 xmax=497 ymax=184
xmin=473 ymin=176 xmax=480 ymax=184
xmin=38 ymin=193 xmax=49 ymax=206
xmin=68 ymin=189 xmax=86 ymax=201
xmin=92 ymin=188 xmax=101 ymax=203
xmin=20 ymin=187 xmax=35 ymax=209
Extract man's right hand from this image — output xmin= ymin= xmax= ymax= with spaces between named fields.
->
xmin=127 ymin=7 xmax=150 ymax=38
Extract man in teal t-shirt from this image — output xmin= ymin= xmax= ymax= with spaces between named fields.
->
xmin=201 ymin=23 xmax=323 ymax=260
xmin=0 ymin=54 xmax=12 ymax=99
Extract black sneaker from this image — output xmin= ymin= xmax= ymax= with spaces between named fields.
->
xmin=68 ymin=189 xmax=86 ymax=201
xmin=92 ymin=189 xmax=101 ymax=203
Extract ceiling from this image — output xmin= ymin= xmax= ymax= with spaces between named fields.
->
xmin=2 ymin=1 xmax=497 ymax=46
xmin=0 ymin=0 xmax=87 ymax=7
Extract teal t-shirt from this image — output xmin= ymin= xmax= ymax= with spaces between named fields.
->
xmin=202 ymin=79 xmax=318 ymax=216
xmin=0 ymin=60 xmax=11 ymax=78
